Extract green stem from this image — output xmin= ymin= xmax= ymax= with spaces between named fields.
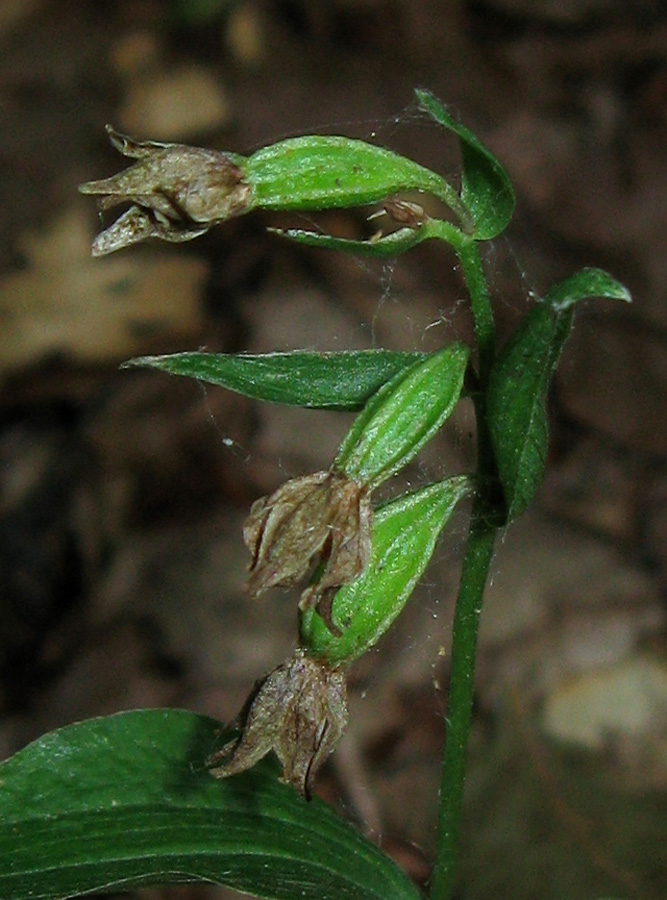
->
xmin=429 ymin=236 xmax=499 ymax=900
xmin=455 ymin=237 xmax=496 ymax=385
xmin=428 ymin=496 xmax=496 ymax=900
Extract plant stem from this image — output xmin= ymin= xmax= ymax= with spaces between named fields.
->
xmin=428 ymin=497 xmax=496 ymax=900
xmin=429 ymin=238 xmax=498 ymax=900
xmin=455 ymin=238 xmax=495 ymax=384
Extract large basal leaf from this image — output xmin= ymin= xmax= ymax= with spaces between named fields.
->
xmin=487 ymin=268 xmax=631 ymax=520
xmin=0 ymin=709 xmax=422 ymax=900
xmin=416 ymin=89 xmax=515 ymax=240
xmin=123 ymin=349 xmax=428 ymax=410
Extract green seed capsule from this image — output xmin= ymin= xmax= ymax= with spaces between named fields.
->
xmin=300 ymin=476 xmax=472 ymax=665
xmin=246 ymin=135 xmax=459 ymax=213
xmin=334 ymin=345 xmax=469 ymax=490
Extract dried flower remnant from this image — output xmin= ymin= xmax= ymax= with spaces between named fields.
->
xmin=383 ymin=198 xmax=427 ymax=226
xmin=369 ymin=197 xmax=427 ymax=229
xmin=78 ymin=126 xmax=252 ymax=255
xmin=208 ymin=650 xmax=348 ymax=799
xmin=244 ymin=470 xmax=371 ymax=630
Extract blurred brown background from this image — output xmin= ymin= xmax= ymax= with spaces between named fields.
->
xmin=0 ymin=2 xmax=666 ymax=898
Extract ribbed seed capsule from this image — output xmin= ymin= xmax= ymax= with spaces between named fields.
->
xmin=245 ymin=136 xmax=459 ymax=213
xmin=334 ymin=345 xmax=469 ymax=490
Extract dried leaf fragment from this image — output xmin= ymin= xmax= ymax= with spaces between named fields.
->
xmin=208 ymin=650 xmax=348 ymax=798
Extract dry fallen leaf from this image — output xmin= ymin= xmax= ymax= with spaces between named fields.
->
xmin=117 ymin=66 xmax=231 ymax=139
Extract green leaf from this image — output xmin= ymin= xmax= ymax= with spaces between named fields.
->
xmin=486 ymin=304 xmax=569 ymax=520
xmin=269 ymin=216 xmax=466 ymax=258
xmin=0 ymin=709 xmax=422 ymax=900
xmin=123 ymin=350 xmax=429 ymax=410
xmin=416 ymin=89 xmax=515 ymax=240
xmin=543 ymin=266 xmax=631 ymax=310
xmin=246 ymin=135 xmax=464 ymax=217
xmin=301 ymin=477 xmax=472 ymax=664
xmin=335 ymin=343 xmax=469 ymax=489
xmin=269 ymin=225 xmax=429 ymax=257
xmin=487 ymin=268 xmax=630 ymax=520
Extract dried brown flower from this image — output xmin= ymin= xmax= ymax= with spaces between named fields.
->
xmin=243 ymin=470 xmax=371 ymax=630
xmin=208 ymin=650 xmax=348 ymax=798
xmin=79 ymin=126 xmax=252 ymax=255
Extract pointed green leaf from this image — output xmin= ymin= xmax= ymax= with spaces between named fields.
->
xmin=0 ymin=709 xmax=422 ymax=900
xmin=123 ymin=350 xmax=429 ymax=410
xmin=269 ymin=225 xmax=429 ymax=257
xmin=301 ymin=477 xmax=472 ymax=664
xmin=487 ymin=303 xmax=570 ymax=520
xmin=246 ymin=135 xmax=464 ymax=217
xmin=543 ymin=267 xmax=631 ymax=310
xmin=416 ymin=89 xmax=515 ymax=240
xmin=487 ymin=269 xmax=630 ymax=520
xmin=269 ymin=216 xmax=465 ymax=258
xmin=335 ymin=343 xmax=470 ymax=489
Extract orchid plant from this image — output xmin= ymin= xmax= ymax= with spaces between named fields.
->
xmin=0 ymin=90 xmax=630 ymax=900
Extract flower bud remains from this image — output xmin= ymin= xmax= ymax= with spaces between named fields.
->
xmin=208 ymin=649 xmax=348 ymax=799
xmin=243 ymin=470 xmax=371 ymax=631
xmin=79 ymin=126 xmax=251 ymax=255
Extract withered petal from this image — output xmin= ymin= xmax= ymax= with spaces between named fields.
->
xmin=105 ymin=124 xmax=168 ymax=159
xmin=243 ymin=470 xmax=371 ymax=606
xmin=244 ymin=472 xmax=332 ymax=598
xmin=208 ymin=650 xmax=348 ymax=798
xmin=89 ymin=205 xmax=208 ymax=256
xmin=296 ymin=478 xmax=372 ymax=631
xmin=90 ymin=206 xmax=158 ymax=257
